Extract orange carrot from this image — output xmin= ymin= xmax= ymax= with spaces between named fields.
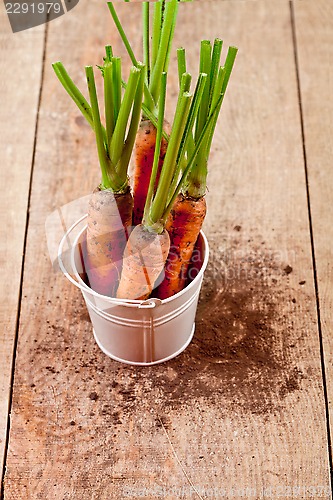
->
xmin=116 ymin=224 xmax=170 ymax=300
xmin=156 ymin=194 xmax=206 ymax=299
xmin=53 ymin=52 xmax=145 ymax=297
xmin=132 ymin=119 xmax=170 ymax=225
xmin=117 ymin=73 xmax=194 ymax=301
xmin=85 ymin=187 xmax=133 ymax=297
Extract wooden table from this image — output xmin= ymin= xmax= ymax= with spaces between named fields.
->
xmin=1 ymin=0 xmax=333 ymax=497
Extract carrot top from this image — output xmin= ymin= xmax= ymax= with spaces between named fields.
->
xmin=108 ymin=0 xmax=179 ymax=118
xmin=52 ymin=51 xmax=145 ymax=193
xmin=178 ymin=41 xmax=238 ymax=198
xmin=142 ymin=71 xmax=224 ymax=234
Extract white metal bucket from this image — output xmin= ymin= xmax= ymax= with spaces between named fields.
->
xmin=58 ymin=215 xmax=209 ymax=366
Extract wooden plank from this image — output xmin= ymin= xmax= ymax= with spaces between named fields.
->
xmin=294 ymin=0 xmax=333 ymax=456
xmin=0 ymin=9 xmax=45 ymax=491
xmin=3 ymin=0 xmax=331 ymax=497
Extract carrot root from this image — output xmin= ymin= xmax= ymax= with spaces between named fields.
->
xmin=132 ymin=119 xmax=170 ymax=226
xmin=157 ymin=194 xmax=207 ymax=300
xmin=85 ymin=187 xmax=133 ymax=297
xmin=116 ymin=224 xmax=170 ymax=300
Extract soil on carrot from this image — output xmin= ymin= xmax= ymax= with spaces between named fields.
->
xmin=70 ymin=229 xmax=309 ymax=419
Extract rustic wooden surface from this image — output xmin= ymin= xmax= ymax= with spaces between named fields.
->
xmin=294 ymin=0 xmax=333 ymax=462
xmin=1 ymin=0 xmax=332 ymax=498
xmin=0 ymin=8 xmax=45 ymax=486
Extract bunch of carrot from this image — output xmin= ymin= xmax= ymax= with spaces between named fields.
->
xmin=53 ymin=0 xmax=237 ymax=301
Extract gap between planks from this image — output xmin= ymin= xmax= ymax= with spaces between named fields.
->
xmin=0 ymin=22 xmax=49 ymax=500
xmin=289 ymin=0 xmax=333 ymax=489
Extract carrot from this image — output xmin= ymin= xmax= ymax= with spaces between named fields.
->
xmin=53 ymin=50 xmax=145 ymax=296
xmin=116 ymin=224 xmax=170 ymax=300
xmin=85 ymin=187 xmax=133 ymax=296
xmin=156 ymin=194 xmax=206 ymax=299
xmin=157 ymin=42 xmax=238 ymax=299
xmin=132 ymin=119 xmax=170 ymax=225
xmin=117 ymin=73 xmax=193 ymax=300
xmin=116 ymin=67 xmax=226 ymax=301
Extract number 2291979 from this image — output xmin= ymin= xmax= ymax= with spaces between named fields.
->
xmin=5 ymin=2 xmax=62 ymax=15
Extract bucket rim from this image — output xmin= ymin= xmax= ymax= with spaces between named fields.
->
xmin=58 ymin=214 xmax=209 ymax=308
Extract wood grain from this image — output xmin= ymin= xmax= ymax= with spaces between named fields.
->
xmin=294 ymin=0 xmax=333 ymax=451
xmin=0 ymin=9 xmax=45 ymax=490
xmin=3 ymin=0 xmax=331 ymax=497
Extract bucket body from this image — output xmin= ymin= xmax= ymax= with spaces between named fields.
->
xmin=59 ymin=216 xmax=209 ymax=366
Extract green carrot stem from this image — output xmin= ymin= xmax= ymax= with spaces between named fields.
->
xmin=149 ymin=0 xmax=178 ymax=104
xmin=105 ymin=45 xmax=113 ymax=63
xmin=151 ymin=1 xmax=163 ymax=71
xmin=117 ymin=64 xmax=145 ymax=184
xmin=194 ymin=65 xmax=224 ymax=170
xmin=164 ymin=93 xmax=224 ymax=218
xmin=221 ymin=46 xmax=238 ymax=95
xmin=144 ymin=72 xmax=167 ymax=227
xmin=195 ymin=40 xmax=212 ymax=142
xmin=107 ymin=1 xmax=155 ymax=113
xmin=85 ymin=66 xmax=117 ymax=190
xmin=52 ymin=62 xmax=93 ymax=128
xmin=177 ymin=48 xmax=187 ymax=87
xmin=163 ymin=1 xmax=179 ymax=73
xmin=186 ymin=92 xmax=224 ymax=198
xmin=180 ymin=72 xmax=192 ymax=94
xmin=168 ymin=72 xmax=207 ymax=198
xmin=150 ymin=91 xmax=192 ymax=223
xmin=209 ymin=38 xmax=223 ymax=107
xmin=112 ymin=57 xmax=121 ymax=125
xmin=206 ymin=91 xmax=225 ymax=156
xmin=104 ymin=61 xmax=114 ymax=148
xmin=142 ymin=3 xmax=150 ymax=84
xmin=211 ymin=66 xmax=226 ymax=110
xmin=107 ymin=3 xmax=137 ymax=67
xmin=110 ymin=66 xmax=141 ymax=167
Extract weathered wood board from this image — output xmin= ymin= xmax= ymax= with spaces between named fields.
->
xmin=0 ymin=10 xmax=45 ymax=492
xmin=3 ymin=0 xmax=332 ymax=498
xmin=294 ymin=0 xmax=333 ymax=455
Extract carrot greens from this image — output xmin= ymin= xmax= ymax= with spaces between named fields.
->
xmin=108 ymin=0 xmax=179 ymax=117
xmin=53 ymin=54 xmax=145 ymax=193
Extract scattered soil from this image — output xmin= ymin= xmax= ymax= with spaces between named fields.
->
xmin=86 ymin=234 xmax=307 ymax=418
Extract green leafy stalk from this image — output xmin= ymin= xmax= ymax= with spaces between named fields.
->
xmin=108 ymin=1 xmax=155 ymax=113
xmin=168 ymin=72 xmax=207 ymax=199
xmin=149 ymin=0 xmax=178 ymax=104
xmin=143 ymin=72 xmax=167 ymax=228
xmin=151 ymin=1 xmax=163 ymax=71
xmin=85 ymin=66 xmax=118 ymax=190
xmin=117 ymin=63 xmax=145 ymax=184
xmin=221 ymin=46 xmax=238 ymax=95
xmin=105 ymin=45 xmax=113 ymax=63
xmin=109 ymin=65 xmax=141 ymax=168
xmin=112 ymin=57 xmax=122 ymax=125
xmin=104 ymin=61 xmax=114 ymax=147
xmin=164 ymin=93 xmax=224 ymax=220
xmin=186 ymin=42 xmax=238 ymax=199
xmin=149 ymin=91 xmax=192 ymax=225
xmin=209 ymin=38 xmax=223 ymax=107
xmin=177 ymin=48 xmax=187 ymax=88
xmin=107 ymin=3 xmax=138 ymax=67
xmin=52 ymin=62 xmax=93 ymax=128
xmin=142 ymin=2 xmax=150 ymax=84
xmin=195 ymin=40 xmax=212 ymax=142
